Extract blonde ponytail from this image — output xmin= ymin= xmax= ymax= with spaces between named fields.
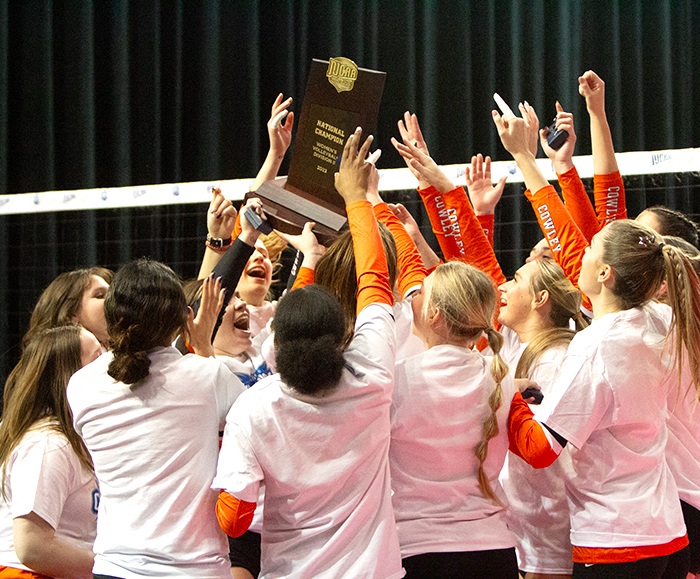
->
xmin=474 ymin=326 xmax=507 ymax=506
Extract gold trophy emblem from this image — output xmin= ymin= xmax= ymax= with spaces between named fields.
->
xmin=326 ymin=57 xmax=358 ymax=93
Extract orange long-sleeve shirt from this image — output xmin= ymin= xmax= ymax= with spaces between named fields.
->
xmin=524 ymin=185 xmax=592 ymax=313
xmin=372 ymin=202 xmax=427 ymax=297
xmin=418 ymin=185 xmax=505 ymax=286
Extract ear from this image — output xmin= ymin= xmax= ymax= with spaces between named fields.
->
xmin=598 ymin=263 xmax=614 ymax=285
xmin=532 ymin=289 xmax=549 ymax=310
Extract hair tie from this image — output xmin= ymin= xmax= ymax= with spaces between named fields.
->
xmin=656 ymin=242 xmax=666 ymax=254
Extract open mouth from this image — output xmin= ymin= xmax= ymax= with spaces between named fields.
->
xmin=233 ymin=314 xmax=250 ymax=331
xmin=247 ymin=265 xmax=267 ymax=279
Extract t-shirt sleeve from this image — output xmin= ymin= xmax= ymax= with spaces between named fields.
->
xmin=212 ymin=412 xmax=264 ymax=504
xmin=535 ymin=352 xmax=615 ymax=450
xmin=9 ymin=434 xmax=79 ymax=530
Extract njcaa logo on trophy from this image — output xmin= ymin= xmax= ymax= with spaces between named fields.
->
xmin=326 ymin=57 xmax=358 ymax=93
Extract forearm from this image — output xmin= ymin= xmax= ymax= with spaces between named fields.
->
xmin=512 ymin=152 xmax=549 ymax=193
xmin=250 ymin=151 xmax=284 ymax=193
xmin=14 ymin=514 xmax=95 ymax=579
xmin=589 ymin=111 xmax=619 ymax=176
xmin=198 ymin=247 xmax=226 ymax=280
xmin=347 ymin=200 xmax=393 ymax=311
xmin=507 ymin=392 xmax=561 ymax=469
xmin=557 ymin=165 xmax=600 ymax=242
xmin=373 ymin=202 xmax=427 ymax=297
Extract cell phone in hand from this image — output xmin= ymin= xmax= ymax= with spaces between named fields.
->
xmin=521 ymin=386 xmax=544 ymax=405
xmin=546 ymin=118 xmax=569 ymax=150
xmin=244 ymin=207 xmax=273 ymax=235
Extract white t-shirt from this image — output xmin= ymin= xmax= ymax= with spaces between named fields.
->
xmin=0 ymin=422 xmax=98 ymax=574
xmin=392 ymin=295 xmax=425 ymax=362
xmin=535 ymin=304 xmax=686 ymax=549
xmin=248 ymin=301 xmax=276 ymax=340
xmin=390 ymin=344 xmax=517 ymax=558
xmin=67 ymin=348 xmax=245 ymax=579
xmin=213 ymin=303 xmax=404 ymax=579
xmin=499 ymin=343 xmax=573 ymax=575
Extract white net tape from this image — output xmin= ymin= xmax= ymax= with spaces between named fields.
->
xmin=1 ymin=148 xmax=698 ymax=215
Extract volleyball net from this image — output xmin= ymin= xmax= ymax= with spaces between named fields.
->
xmin=1 ymin=147 xmax=699 ymax=383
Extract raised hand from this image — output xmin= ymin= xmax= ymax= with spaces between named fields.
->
xmin=492 ymin=103 xmax=534 ymax=160
xmin=539 ymin=101 xmax=577 ymax=174
xmin=518 ymin=101 xmax=540 ymax=158
xmin=207 ymin=187 xmax=237 ymax=240
xmin=268 ymin=93 xmax=295 ymax=159
xmin=239 ymin=197 xmax=265 ymax=246
xmin=465 ymin=154 xmax=508 ymax=215
xmin=391 ymin=137 xmax=454 ymax=194
xmin=334 ymin=127 xmax=374 ymax=204
xmin=187 ymin=275 xmax=225 ymax=357
xmin=397 ymin=111 xmax=430 ymax=157
xmin=578 ymin=70 xmax=606 ymax=118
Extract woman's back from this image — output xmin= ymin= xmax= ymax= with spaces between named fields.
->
xmin=390 ymin=345 xmax=516 ymax=557
xmin=68 ymin=341 xmax=244 ymax=577
xmin=214 ymin=302 xmax=400 ymax=579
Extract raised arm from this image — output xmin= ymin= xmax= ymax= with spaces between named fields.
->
xmin=387 ymin=202 xmax=441 ymax=271
xmin=365 ymin=163 xmax=428 ymax=297
xmin=493 ymin=100 xmax=591 ymax=312
xmin=198 ymin=187 xmax=238 ymax=280
xmin=530 ymin=100 xmax=600 ymax=242
xmin=335 ymin=128 xmax=392 ymax=312
xmin=578 ymin=70 xmax=627 ymax=226
xmin=249 ymin=93 xmax=295 ymax=192
xmin=392 ymin=128 xmax=505 ymax=285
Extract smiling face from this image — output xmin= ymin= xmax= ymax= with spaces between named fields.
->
xmin=497 ymin=261 xmax=540 ymax=331
xmin=74 ymin=275 xmax=109 ymax=345
xmin=236 ymin=239 xmax=273 ymax=307
xmin=213 ymin=292 xmax=253 ymax=357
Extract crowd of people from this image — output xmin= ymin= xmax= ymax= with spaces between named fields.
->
xmin=0 ymin=70 xmax=699 ymax=579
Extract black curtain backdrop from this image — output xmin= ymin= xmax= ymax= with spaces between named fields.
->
xmin=1 ymin=0 xmax=699 ymax=382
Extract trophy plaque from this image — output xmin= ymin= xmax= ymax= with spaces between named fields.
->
xmin=245 ymin=58 xmax=386 ymax=245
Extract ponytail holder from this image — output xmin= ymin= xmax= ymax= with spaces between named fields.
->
xmin=657 ymin=242 xmax=666 ymax=254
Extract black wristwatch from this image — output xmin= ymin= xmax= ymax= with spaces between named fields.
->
xmin=206 ymin=234 xmax=232 ymax=248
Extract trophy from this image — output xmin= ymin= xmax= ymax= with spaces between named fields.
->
xmin=245 ymin=58 xmax=386 ymax=245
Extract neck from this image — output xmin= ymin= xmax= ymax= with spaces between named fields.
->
xmin=589 ymin=289 xmax=623 ymax=320
xmin=511 ymin=312 xmax=551 ymax=344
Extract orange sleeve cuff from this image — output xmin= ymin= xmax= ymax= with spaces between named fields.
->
xmin=346 ymin=200 xmax=393 ymax=312
xmin=476 ymin=214 xmax=495 ymax=247
xmin=594 ymin=171 xmax=627 ymax=226
xmin=557 ymin=166 xmax=599 ymax=242
xmin=372 ymin=202 xmax=427 ymax=297
xmin=508 ymin=392 xmax=559 ymax=469
xmin=216 ymin=490 xmax=256 ymax=538
xmin=291 ymin=266 xmax=315 ymax=291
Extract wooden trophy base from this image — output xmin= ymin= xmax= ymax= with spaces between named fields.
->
xmin=245 ymin=178 xmax=348 ymax=247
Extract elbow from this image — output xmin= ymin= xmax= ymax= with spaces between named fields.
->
xmin=15 ymin=539 xmax=46 ymax=569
